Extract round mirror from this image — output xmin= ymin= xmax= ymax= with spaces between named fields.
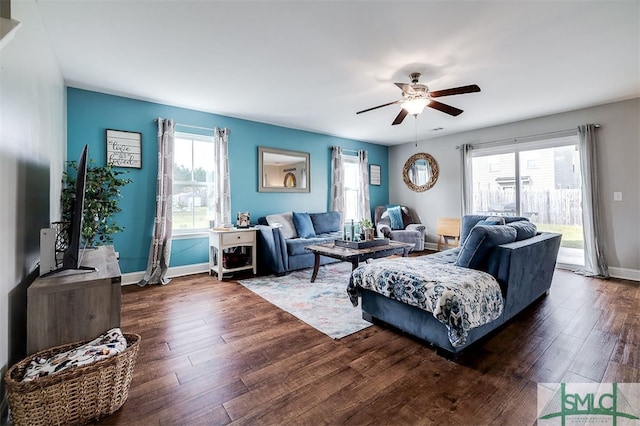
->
xmin=403 ymin=153 xmax=439 ymax=192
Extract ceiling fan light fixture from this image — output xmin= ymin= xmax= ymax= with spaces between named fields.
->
xmin=356 ymin=73 xmax=479 ymax=125
xmin=403 ymin=98 xmax=429 ymax=115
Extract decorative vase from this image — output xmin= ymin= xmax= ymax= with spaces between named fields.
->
xmin=364 ymin=228 xmax=375 ymax=241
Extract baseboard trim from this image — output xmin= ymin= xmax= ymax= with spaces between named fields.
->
xmin=121 ymin=263 xmax=209 ymax=286
xmin=120 ymin=261 xmax=640 ymax=285
xmin=608 ymin=266 xmax=640 ymax=282
xmin=424 ymin=242 xmax=439 ymax=251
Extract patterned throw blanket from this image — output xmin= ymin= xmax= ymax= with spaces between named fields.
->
xmin=22 ymin=328 xmax=128 ymax=382
xmin=347 ymin=258 xmax=504 ymax=347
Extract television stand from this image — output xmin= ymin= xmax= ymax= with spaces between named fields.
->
xmin=27 ymin=245 xmax=121 ymax=354
xmin=40 ymin=264 xmax=96 ymax=278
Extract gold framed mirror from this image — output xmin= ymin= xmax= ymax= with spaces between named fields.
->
xmin=258 ymin=146 xmax=310 ymax=192
xmin=403 ymin=152 xmax=439 ymax=192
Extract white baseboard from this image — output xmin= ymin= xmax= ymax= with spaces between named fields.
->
xmin=424 ymin=242 xmax=439 ymax=251
xmin=121 ymin=262 xmax=209 ymax=286
xmin=608 ymin=266 xmax=640 ymax=282
xmin=119 ymin=260 xmax=640 ymax=286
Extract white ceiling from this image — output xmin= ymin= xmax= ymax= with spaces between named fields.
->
xmin=35 ymin=1 xmax=639 ymax=146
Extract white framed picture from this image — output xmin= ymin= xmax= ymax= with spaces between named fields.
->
xmin=370 ymin=164 xmax=381 ymax=185
xmin=237 ymin=211 xmax=251 ymax=228
xmin=106 ymin=129 xmax=142 ymax=168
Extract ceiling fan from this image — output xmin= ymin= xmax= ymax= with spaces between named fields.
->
xmin=356 ymin=72 xmax=481 ymax=125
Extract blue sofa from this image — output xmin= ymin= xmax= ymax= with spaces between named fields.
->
xmin=350 ymin=215 xmax=562 ymax=357
xmin=256 ymin=211 xmax=342 ymax=275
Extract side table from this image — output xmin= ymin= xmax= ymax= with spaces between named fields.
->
xmin=209 ymin=228 xmax=257 ymax=281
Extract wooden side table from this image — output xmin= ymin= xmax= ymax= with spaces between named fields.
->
xmin=209 ymin=228 xmax=257 ymax=280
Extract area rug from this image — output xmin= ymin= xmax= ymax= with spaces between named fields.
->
xmin=237 ymin=262 xmax=372 ymax=339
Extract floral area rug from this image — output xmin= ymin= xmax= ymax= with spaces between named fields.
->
xmin=237 ymin=261 xmax=372 ymax=339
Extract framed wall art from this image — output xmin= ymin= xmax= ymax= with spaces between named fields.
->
xmin=370 ymin=164 xmax=381 ymax=185
xmin=106 ymin=129 xmax=142 ymax=168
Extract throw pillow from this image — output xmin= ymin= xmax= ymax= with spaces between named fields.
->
xmin=475 ymin=220 xmax=501 ymax=227
xmin=292 ymin=212 xmax=316 ymax=238
xmin=310 ymin=212 xmax=341 ymax=234
xmin=485 ymin=216 xmax=506 ymax=225
xmin=455 ymin=225 xmax=517 ymax=270
xmin=506 ymin=220 xmax=537 ymax=241
xmin=387 ymin=206 xmax=404 ymax=230
xmin=266 ymin=212 xmax=298 ymax=239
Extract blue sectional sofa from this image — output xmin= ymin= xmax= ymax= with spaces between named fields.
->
xmin=255 ymin=211 xmax=342 ymax=275
xmin=348 ymin=215 xmax=562 ymax=357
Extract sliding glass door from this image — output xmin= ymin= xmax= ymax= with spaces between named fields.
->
xmin=469 ymin=135 xmax=584 ymax=267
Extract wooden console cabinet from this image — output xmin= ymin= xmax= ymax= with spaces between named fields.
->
xmin=27 ymin=245 xmax=122 ymax=354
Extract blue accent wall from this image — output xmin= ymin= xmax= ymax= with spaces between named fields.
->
xmin=67 ymin=88 xmax=389 ymax=273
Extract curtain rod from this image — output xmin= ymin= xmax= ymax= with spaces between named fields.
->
xmin=154 ymin=119 xmax=227 ymax=133
xmin=331 ymin=146 xmax=359 ymax=154
xmin=455 ymin=124 xmax=600 ymax=149
xmin=175 ymin=123 xmax=219 ymax=132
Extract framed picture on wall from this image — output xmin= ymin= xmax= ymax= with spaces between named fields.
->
xmin=370 ymin=164 xmax=381 ymax=185
xmin=106 ymin=129 xmax=142 ymax=168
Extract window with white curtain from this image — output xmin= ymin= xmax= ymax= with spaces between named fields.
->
xmin=468 ymin=134 xmax=584 ymax=266
xmin=172 ymin=132 xmax=216 ymax=234
xmin=343 ymin=155 xmax=362 ymax=221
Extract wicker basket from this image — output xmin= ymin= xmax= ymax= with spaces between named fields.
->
xmin=5 ymin=333 xmax=140 ymax=426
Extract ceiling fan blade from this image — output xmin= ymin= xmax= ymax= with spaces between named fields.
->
xmin=392 ymin=108 xmax=409 ymax=125
xmin=394 ymin=82 xmax=415 ymax=95
xmin=427 ymin=100 xmax=463 ymax=116
xmin=356 ymin=100 xmax=401 ymax=115
xmin=429 ymin=84 xmax=481 ymax=98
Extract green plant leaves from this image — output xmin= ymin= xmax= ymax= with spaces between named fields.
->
xmin=61 ymin=159 xmax=132 ymax=246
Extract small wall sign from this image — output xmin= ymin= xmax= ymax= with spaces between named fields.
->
xmin=370 ymin=164 xmax=381 ymax=185
xmin=106 ymin=129 xmax=142 ymax=168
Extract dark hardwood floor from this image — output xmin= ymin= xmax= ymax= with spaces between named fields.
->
xmin=98 ymin=259 xmax=640 ymax=425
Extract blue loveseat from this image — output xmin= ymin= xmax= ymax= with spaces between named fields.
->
xmin=349 ymin=215 xmax=562 ymax=357
xmin=255 ymin=211 xmax=342 ymax=275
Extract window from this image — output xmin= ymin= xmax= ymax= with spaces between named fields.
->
xmin=467 ymin=134 xmax=584 ymax=267
xmin=343 ymin=155 xmax=362 ymax=221
xmin=172 ymin=132 xmax=216 ymax=234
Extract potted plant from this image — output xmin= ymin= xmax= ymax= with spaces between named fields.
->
xmin=61 ymin=159 xmax=132 ymax=247
xmin=361 ymin=218 xmax=375 ymax=241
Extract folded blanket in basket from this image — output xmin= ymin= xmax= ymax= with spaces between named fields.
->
xmin=22 ymin=328 xmax=128 ymax=382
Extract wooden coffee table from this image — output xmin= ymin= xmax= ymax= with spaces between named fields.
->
xmin=305 ymin=241 xmax=415 ymax=282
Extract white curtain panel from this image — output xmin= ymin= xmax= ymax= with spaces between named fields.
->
xmin=576 ymin=124 xmax=609 ymax=278
xmin=358 ymin=149 xmax=371 ymax=221
xmin=459 ymin=143 xmax=473 ymax=216
xmin=214 ymin=127 xmax=232 ymax=227
xmin=138 ymin=118 xmax=175 ymax=286
xmin=330 ymin=146 xmax=346 ymax=226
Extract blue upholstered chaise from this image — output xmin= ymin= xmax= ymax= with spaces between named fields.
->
xmin=349 ymin=215 xmax=562 ymax=357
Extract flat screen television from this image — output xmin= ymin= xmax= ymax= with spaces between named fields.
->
xmin=44 ymin=144 xmax=95 ymax=276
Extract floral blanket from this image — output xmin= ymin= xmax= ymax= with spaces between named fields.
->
xmin=347 ymin=258 xmax=503 ymax=347
xmin=22 ymin=328 xmax=127 ymax=382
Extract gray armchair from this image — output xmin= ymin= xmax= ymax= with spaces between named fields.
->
xmin=374 ymin=205 xmax=426 ymax=251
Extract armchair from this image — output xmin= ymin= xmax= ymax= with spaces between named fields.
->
xmin=374 ymin=205 xmax=426 ymax=251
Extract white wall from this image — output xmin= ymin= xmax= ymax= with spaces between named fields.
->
xmin=0 ymin=0 xmax=65 ymax=407
xmin=389 ymin=98 xmax=640 ymax=277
